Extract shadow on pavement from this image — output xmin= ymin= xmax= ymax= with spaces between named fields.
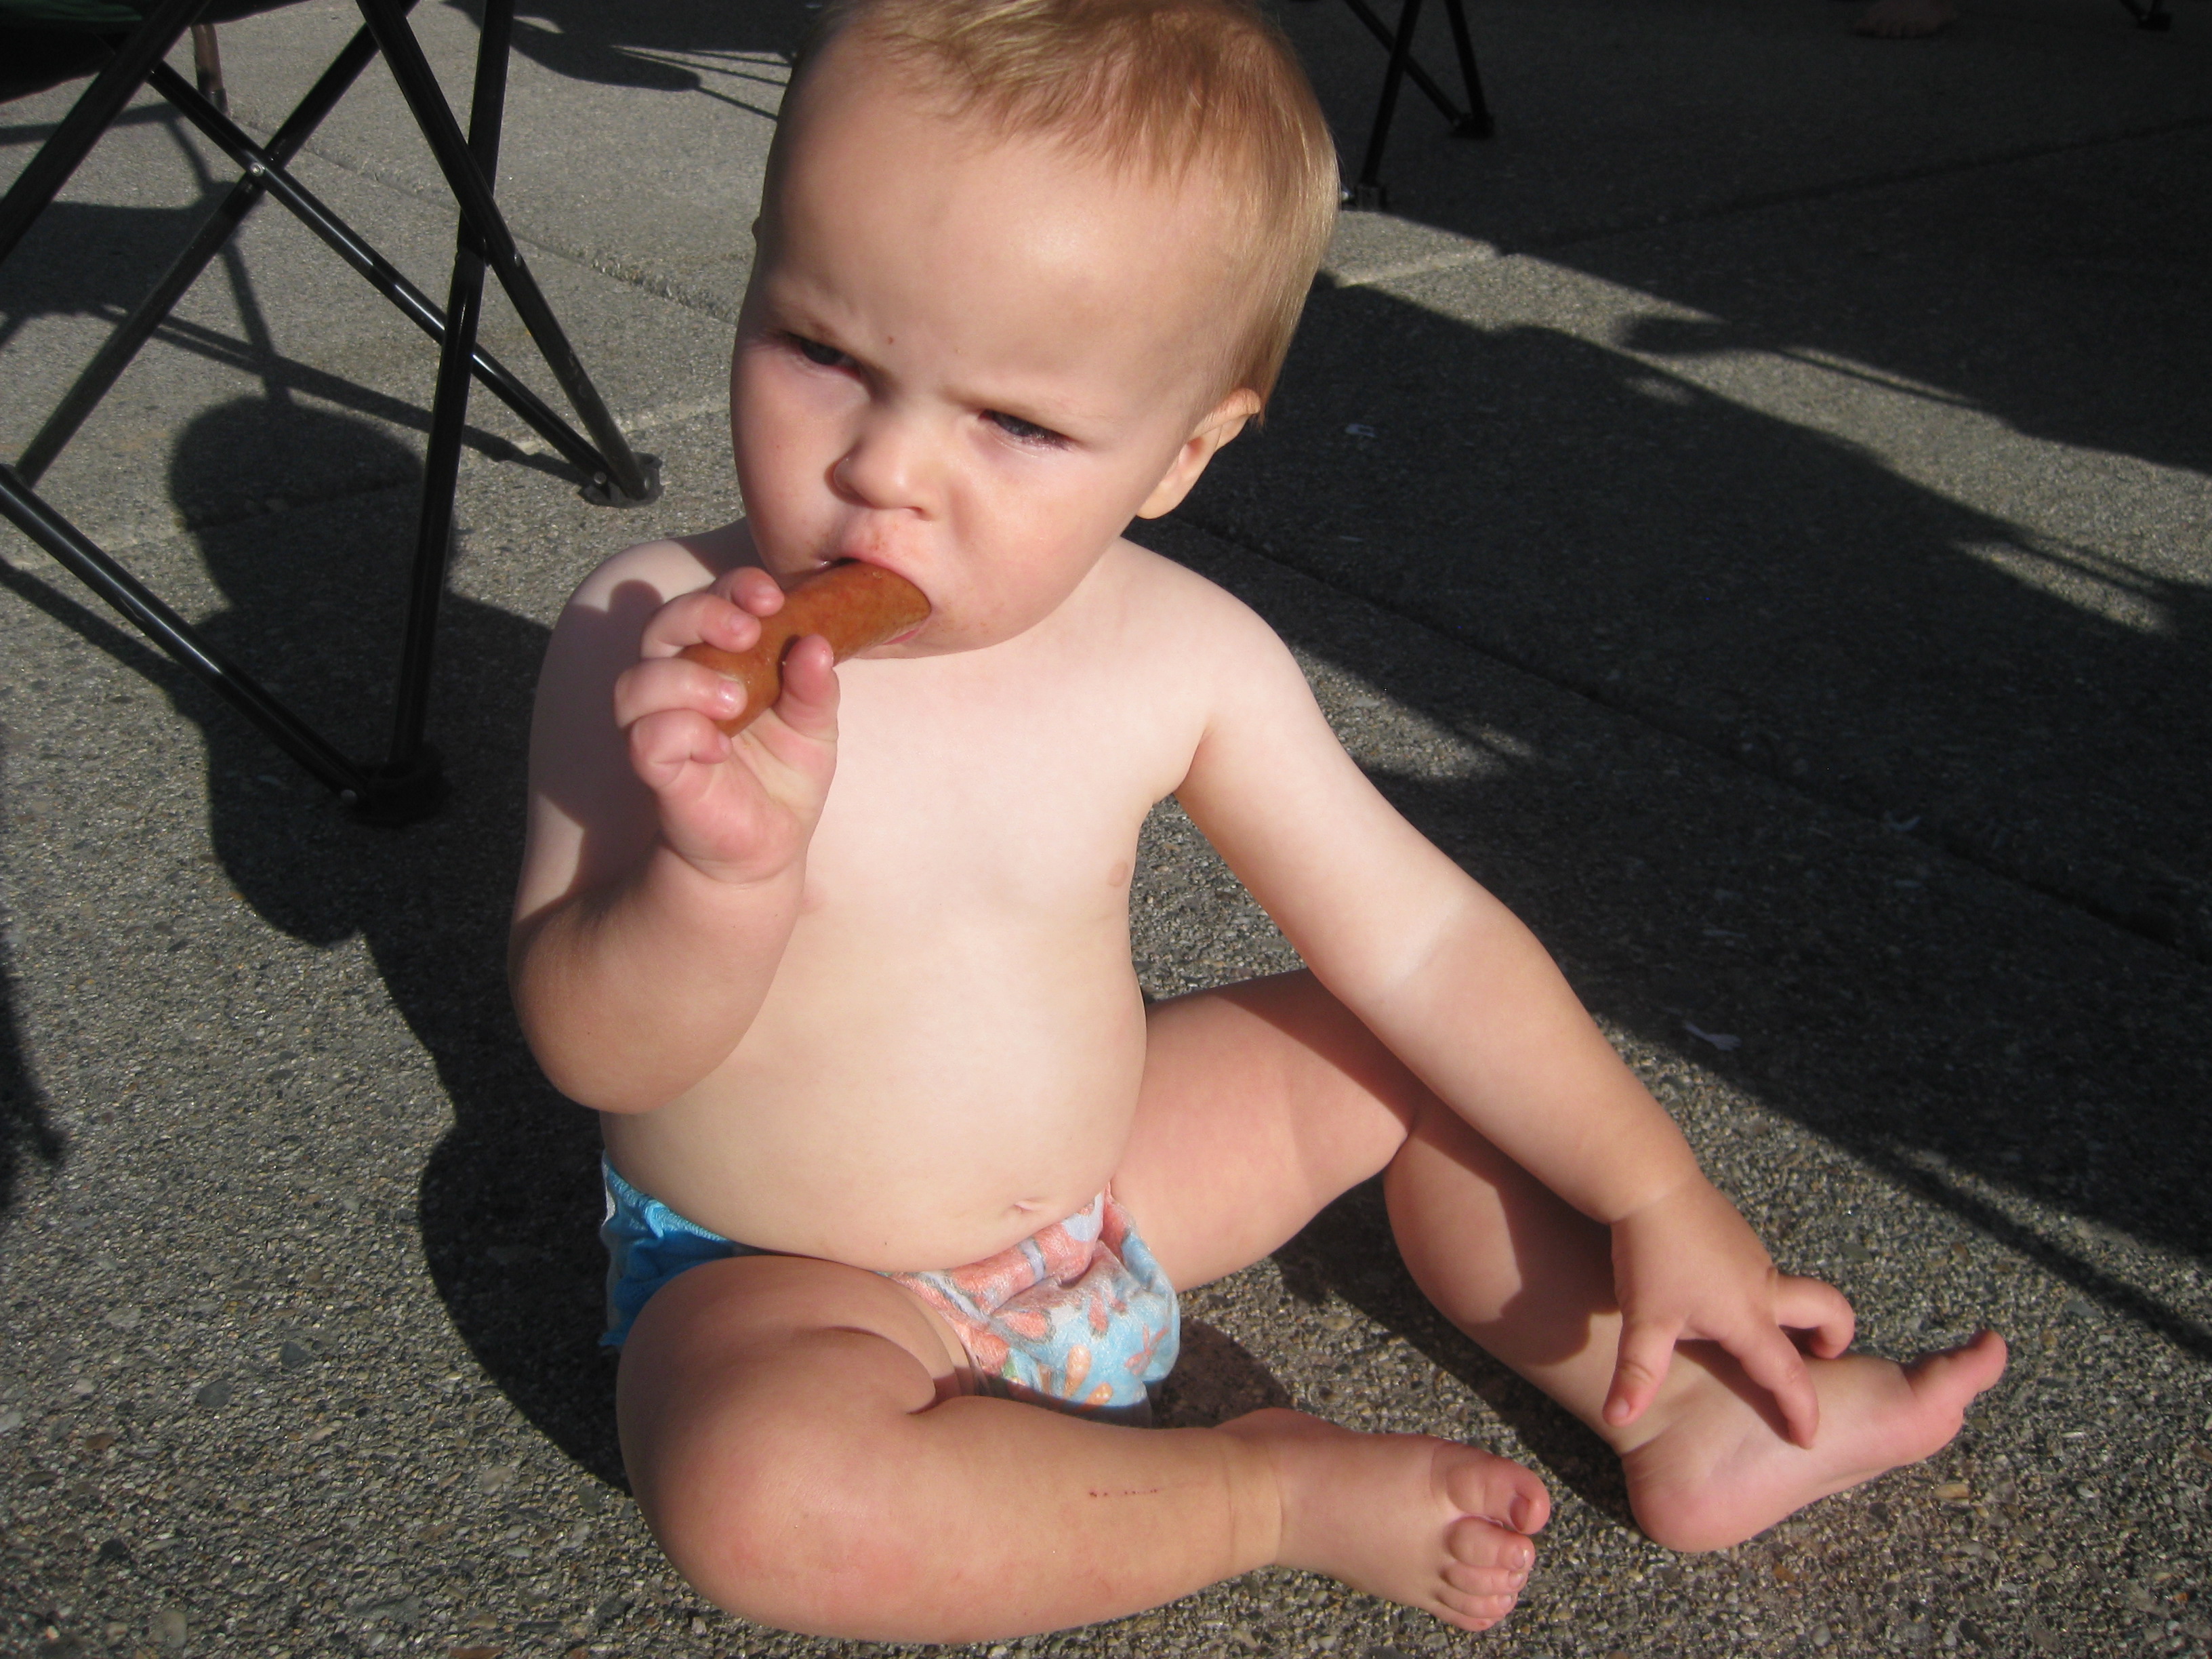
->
xmin=0 ymin=390 xmax=622 ymax=1479
xmin=469 ymin=0 xmax=817 ymax=102
xmin=1189 ymin=279 xmax=2211 ymax=962
xmin=0 ymin=126 xmax=584 ymax=496
xmin=138 ymin=398 xmax=626 ymax=1486
xmin=0 ymin=912 xmax=68 ymax=1229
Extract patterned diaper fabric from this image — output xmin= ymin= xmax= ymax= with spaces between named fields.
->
xmin=885 ymin=1191 xmax=1179 ymax=1425
xmin=598 ymin=1160 xmax=1178 ymax=1425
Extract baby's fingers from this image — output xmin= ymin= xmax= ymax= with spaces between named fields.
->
xmin=717 ymin=562 xmax=787 ymax=617
xmin=1603 ymin=1315 xmax=1683 ymax=1431
xmin=641 ymin=587 xmax=765 ymax=658
xmin=1777 ymin=1275 xmax=1856 ymax=1359
xmin=614 ymin=655 xmax=747 ymax=733
xmin=1730 ymin=1320 xmax=1820 ymax=1448
xmin=626 ymin=706 xmax=731 ymax=797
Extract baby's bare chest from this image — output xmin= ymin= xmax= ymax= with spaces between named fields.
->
xmin=804 ymin=655 xmax=1192 ymax=919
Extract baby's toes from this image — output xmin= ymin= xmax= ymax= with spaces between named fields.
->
xmin=1443 ymin=1511 xmax=1538 ymax=1577
xmin=1443 ymin=1559 xmax=1530 ymax=1600
xmin=1435 ymin=1584 xmax=1519 ymax=1632
xmin=1437 ymin=1446 xmax=1550 ymax=1534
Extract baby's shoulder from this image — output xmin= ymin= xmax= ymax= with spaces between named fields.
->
xmin=565 ymin=520 xmax=750 ymax=618
xmin=1016 ymin=538 xmax=1311 ymax=780
xmin=1094 ymin=537 xmax=1288 ymax=668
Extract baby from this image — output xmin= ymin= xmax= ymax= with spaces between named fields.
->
xmin=510 ymin=0 xmax=2007 ymax=1642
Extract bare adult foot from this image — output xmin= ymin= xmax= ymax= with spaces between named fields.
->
xmin=1219 ymin=1408 xmax=1551 ymax=1632
xmin=1613 ymin=1331 xmax=2007 ymax=1553
xmin=1855 ymin=0 xmax=1959 ymax=37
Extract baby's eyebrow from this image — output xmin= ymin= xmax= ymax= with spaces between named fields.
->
xmin=953 ymin=379 xmax=1107 ymax=436
xmin=754 ymin=283 xmax=863 ymax=352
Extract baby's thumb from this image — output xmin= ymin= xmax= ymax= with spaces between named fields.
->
xmin=771 ymin=634 xmax=842 ymax=743
xmin=1604 ymin=1319 xmax=1679 ymax=1429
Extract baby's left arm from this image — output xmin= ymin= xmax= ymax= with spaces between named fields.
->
xmin=1174 ymin=599 xmax=1851 ymax=1444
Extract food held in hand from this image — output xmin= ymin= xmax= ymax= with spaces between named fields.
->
xmin=680 ymin=560 xmax=930 ymax=734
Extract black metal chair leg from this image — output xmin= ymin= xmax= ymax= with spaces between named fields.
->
xmin=1337 ymin=0 xmax=1471 ymax=126
xmin=0 ymin=0 xmax=207 ymax=266
xmin=1354 ymin=0 xmax=1425 ymax=209
xmin=354 ymin=0 xmax=659 ymax=507
xmin=1441 ymin=0 xmax=1494 ymax=137
xmin=3 ymin=0 xmax=663 ymax=822
xmin=1343 ymin=0 xmax=1494 ymax=209
xmin=383 ymin=0 xmax=515 ymax=785
xmin=0 ymin=463 xmax=375 ymax=802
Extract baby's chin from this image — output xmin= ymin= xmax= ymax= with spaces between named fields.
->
xmin=852 ymin=629 xmax=998 ymax=661
xmin=856 ymin=606 xmax=1065 ymax=659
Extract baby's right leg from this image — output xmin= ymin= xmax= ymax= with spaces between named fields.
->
xmin=619 ymin=1252 xmax=1326 ymax=1642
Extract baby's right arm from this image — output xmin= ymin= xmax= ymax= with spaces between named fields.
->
xmin=508 ymin=537 xmax=839 ymax=1114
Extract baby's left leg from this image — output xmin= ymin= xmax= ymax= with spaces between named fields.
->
xmin=1118 ymin=971 xmax=2005 ymax=1564
xmin=1117 ymin=973 xmax=1551 ymax=1626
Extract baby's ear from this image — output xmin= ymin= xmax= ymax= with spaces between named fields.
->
xmin=1134 ymin=389 xmax=1265 ymax=520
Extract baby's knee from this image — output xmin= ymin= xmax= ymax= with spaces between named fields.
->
xmin=638 ymin=1380 xmax=928 ymax=1629
xmin=614 ymin=1259 xmax=966 ymax=1624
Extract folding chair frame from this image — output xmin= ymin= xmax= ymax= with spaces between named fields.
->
xmin=2115 ymin=0 xmax=2172 ymax=29
xmin=0 ymin=0 xmax=660 ymax=822
xmin=1338 ymin=0 xmax=1492 ymax=212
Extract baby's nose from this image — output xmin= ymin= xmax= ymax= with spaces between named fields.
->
xmin=832 ymin=411 xmax=936 ymax=514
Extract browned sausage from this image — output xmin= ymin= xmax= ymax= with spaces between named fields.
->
xmin=678 ymin=561 xmax=930 ymax=735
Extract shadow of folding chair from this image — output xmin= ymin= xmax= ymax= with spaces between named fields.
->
xmin=0 ymin=0 xmax=661 ymax=822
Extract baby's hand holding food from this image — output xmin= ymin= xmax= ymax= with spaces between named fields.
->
xmin=678 ymin=560 xmax=930 ymax=735
xmin=614 ymin=565 xmax=849 ymax=885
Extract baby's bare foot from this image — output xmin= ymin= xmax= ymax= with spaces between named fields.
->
xmin=1220 ymin=1408 xmax=1549 ymax=1632
xmin=1616 ymin=1331 xmax=2007 ymax=1553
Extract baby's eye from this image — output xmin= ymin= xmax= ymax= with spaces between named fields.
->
xmin=985 ymin=410 xmax=1065 ymax=447
xmin=791 ymin=334 xmax=853 ymax=370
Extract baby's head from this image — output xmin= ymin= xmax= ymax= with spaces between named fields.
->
xmin=781 ymin=0 xmax=1337 ymax=411
xmin=732 ymin=0 xmax=1338 ymax=649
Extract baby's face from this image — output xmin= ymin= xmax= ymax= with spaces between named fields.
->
xmin=731 ymin=37 xmax=1257 ymax=654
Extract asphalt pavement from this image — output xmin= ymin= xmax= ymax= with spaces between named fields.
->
xmin=2 ymin=1 xmax=2208 ymax=1656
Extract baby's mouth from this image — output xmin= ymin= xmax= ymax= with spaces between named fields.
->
xmin=819 ymin=554 xmax=933 ymax=643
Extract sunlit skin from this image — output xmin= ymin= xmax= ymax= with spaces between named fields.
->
xmin=508 ymin=26 xmax=2007 ymax=1645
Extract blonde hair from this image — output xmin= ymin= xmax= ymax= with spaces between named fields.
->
xmin=782 ymin=0 xmax=1339 ymax=409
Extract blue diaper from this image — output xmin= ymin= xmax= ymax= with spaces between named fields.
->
xmin=599 ymin=1158 xmax=769 ymax=1347
xmin=598 ymin=1158 xmax=1179 ymax=1424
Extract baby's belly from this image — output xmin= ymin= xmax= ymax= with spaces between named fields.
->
xmin=598 ymin=926 xmax=1149 ymax=1273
